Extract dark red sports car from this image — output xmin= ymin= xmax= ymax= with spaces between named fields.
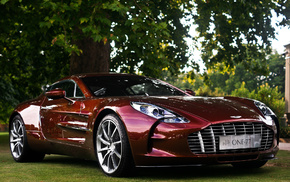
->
xmin=9 ymin=73 xmax=279 ymax=176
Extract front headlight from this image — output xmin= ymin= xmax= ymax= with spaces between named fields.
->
xmin=254 ymin=101 xmax=276 ymax=126
xmin=131 ymin=102 xmax=189 ymax=123
xmin=254 ymin=101 xmax=275 ymax=116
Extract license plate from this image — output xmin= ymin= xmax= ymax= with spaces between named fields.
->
xmin=219 ymin=134 xmax=261 ymax=150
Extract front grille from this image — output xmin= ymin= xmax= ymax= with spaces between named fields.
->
xmin=188 ymin=122 xmax=274 ymax=154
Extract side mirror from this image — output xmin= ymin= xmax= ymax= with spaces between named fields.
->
xmin=41 ymin=84 xmax=50 ymax=92
xmin=45 ymin=89 xmax=65 ymax=99
xmin=185 ymin=89 xmax=195 ymax=96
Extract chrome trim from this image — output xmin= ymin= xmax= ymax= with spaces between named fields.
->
xmin=209 ymin=127 xmax=216 ymax=152
xmin=57 ymin=123 xmax=90 ymax=132
xmin=230 ymin=116 xmax=242 ymax=119
xmin=197 ymin=131 xmax=205 ymax=153
xmin=188 ymin=122 xmax=274 ymax=154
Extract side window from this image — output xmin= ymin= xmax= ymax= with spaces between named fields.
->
xmin=75 ymin=86 xmax=84 ymax=98
xmin=62 ymin=82 xmax=75 ymax=97
xmin=50 ymin=82 xmax=62 ymax=91
xmin=50 ymin=80 xmax=84 ymax=98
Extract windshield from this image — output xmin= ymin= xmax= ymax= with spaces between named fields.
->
xmin=82 ymin=76 xmax=185 ymax=97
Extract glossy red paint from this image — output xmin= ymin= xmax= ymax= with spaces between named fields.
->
xmin=45 ymin=88 xmax=66 ymax=99
xmin=9 ymin=73 xmax=279 ymax=176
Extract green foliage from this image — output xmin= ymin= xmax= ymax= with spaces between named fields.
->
xmin=164 ymin=52 xmax=285 ymax=120
xmin=195 ymin=85 xmax=212 ymax=97
xmin=280 ymin=127 xmax=290 ymax=138
xmin=193 ymin=84 xmax=226 ymax=97
xmin=200 ymin=52 xmax=285 ymax=95
xmin=175 ymin=77 xmax=285 ymax=120
xmin=194 ymin=0 xmax=288 ymax=74
xmin=110 ymin=1 xmax=193 ymax=78
xmin=0 ymin=0 xmax=193 ymax=122
xmin=0 ymin=1 xmax=289 ymax=123
xmin=230 ymin=82 xmax=252 ymax=98
xmin=0 ymin=1 xmax=70 ymax=122
xmin=25 ymin=0 xmax=193 ymax=78
xmin=262 ymin=52 xmax=285 ymax=93
xmin=231 ymin=83 xmax=285 ymax=120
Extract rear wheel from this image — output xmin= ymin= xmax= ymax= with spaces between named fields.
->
xmin=9 ymin=115 xmax=45 ymax=162
xmin=96 ymin=114 xmax=134 ymax=177
xmin=232 ymin=160 xmax=268 ymax=168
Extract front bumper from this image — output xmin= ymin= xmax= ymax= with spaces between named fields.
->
xmin=133 ymin=120 xmax=279 ymax=166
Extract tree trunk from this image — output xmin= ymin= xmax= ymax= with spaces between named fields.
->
xmin=70 ymin=37 xmax=110 ymax=75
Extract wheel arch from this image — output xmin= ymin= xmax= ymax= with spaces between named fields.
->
xmin=9 ymin=111 xmax=21 ymax=130
xmin=93 ymin=108 xmax=136 ymax=176
xmin=92 ymin=108 xmax=126 ymax=152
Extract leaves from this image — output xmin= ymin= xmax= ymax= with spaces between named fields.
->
xmin=110 ymin=0 xmax=192 ymax=77
xmin=0 ymin=0 xmax=289 ymax=123
xmin=193 ymin=0 xmax=286 ymax=72
xmin=0 ymin=0 xmax=70 ymax=122
xmin=0 ymin=0 xmax=9 ymax=5
xmin=231 ymin=83 xmax=285 ymax=120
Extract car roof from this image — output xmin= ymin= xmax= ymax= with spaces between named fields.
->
xmin=76 ymin=72 xmax=140 ymax=78
xmin=60 ymin=72 xmax=143 ymax=81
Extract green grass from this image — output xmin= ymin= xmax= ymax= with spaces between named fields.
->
xmin=1 ymin=132 xmax=290 ymax=182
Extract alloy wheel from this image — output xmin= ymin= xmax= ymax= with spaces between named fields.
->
xmin=10 ymin=118 xmax=24 ymax=159
xmin=96 ymin=118 xmax=122 ymax=174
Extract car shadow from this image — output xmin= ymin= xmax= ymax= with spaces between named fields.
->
xmin=42 ymin=155 xmax=97 ymax=168
xmin=42 ymin=155 xmax=273 ymax=179
xmin=134 ymin=165 xmax=272 ymax=179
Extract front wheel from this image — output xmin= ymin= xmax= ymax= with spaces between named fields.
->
xmin=96 ymin=114 xmax=134 ymax=177
xmin=232 ymin=160 xmax=268 ymax=168
xmin=9 ymin=115 xmax=45 ymax=162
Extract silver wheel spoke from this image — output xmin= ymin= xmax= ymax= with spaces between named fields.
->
xmin=11 ymin=143 xmax=16 ymax=153
xmin=17 ymin=143 xmax=22 ymax=156
xmin=11 ymin=130 xmax=18 ymax=138
xmin=113 ymin=140 xmax=121 ymax=145
xmin=18 ymin=133 xmax=23 ymax=138
xmin=111 ymin=154 xmax=117 ymax=169
xmin=107 ymin=121 xmax=111 ymax=138
xmin=10 ymin=138 xmax=20 ymax=143
xmin=113 ymin=150 xmax=121 ymax=159
xmin=102 ymin=150 xmax=110 ymax=165
xmin=13 ymin=142 xmax=20 ymax=155
xmin=18 ymin=141 xmax=23 ymax=148
xmin=17 ymin=124 xmax=22 ymax=134
xmin=111 ymin=127 xmax=117 ymax=139
xmin=102 ymin=124 xmax=110 ymax=141
xmin=98 ymin=135 xmax=110 ymax=146
xmin=13 ymin=121 xmax=17 ymax=130
xmin=98 ymin=146 xmax=109 ymax=152
xmin=107 ymin=155 xmax=111 ymax=170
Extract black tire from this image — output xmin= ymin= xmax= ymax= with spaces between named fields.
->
xmin=96 ymin=114 xmax=134 ymax=177
xmin=231 ymin=160 xmax=268 ymax=168
xmin=9 ymin=115 xmax=45 ymax=162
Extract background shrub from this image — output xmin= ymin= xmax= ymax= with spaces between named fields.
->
xmin=280 ymin=127 xmax=290 ymax=138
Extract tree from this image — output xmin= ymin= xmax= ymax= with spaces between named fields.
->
xmin=262 ymin=52 xmax=285 ymax=93
xmin=193 ymin=0 xmax=289 ymax=73
xmin=231 ymin=83 xmax=285 ymax=120
xmin=193 ymin=52 xmax=285 ymax=95
xmin=2 ymin=1 xmax=289 ymax=77
xmin=0 ymin=1 xmax=69 ymax=122
xmin=0 ymin=0 xmax=193 ymax=122
xmin=6 ymin=0 xmax=192 ymax=77
xmin=0 ymin=0 xmax=289 ymax=122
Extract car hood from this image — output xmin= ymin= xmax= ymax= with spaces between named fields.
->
xmin=132 ymin=96 xmax=261 ymax=123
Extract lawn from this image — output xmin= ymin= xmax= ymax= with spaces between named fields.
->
xmin=0 ymin=132 xmax=289 ymax=182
